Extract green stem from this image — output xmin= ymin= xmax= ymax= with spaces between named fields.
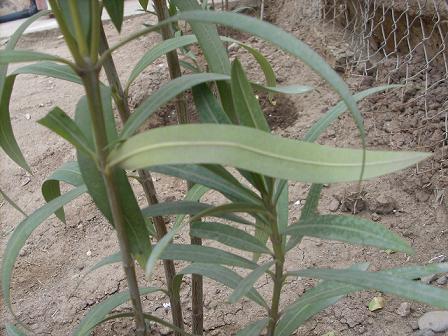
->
xmin=68 ymin=0 xmax=89 ymax=57
xmin=90 ymin=0 xmax=101 ymax=62
xmin=99 ymin=24 xmax=184 ymax=335
xmin=81 ymin=65 xmax=147 ymax=336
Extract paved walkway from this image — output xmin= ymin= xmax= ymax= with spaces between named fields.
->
xmin=0 ymin=0 xmax=150 ymax=39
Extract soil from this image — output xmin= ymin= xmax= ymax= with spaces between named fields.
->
xmin=1 ymin=2 xmax=448 ymax=336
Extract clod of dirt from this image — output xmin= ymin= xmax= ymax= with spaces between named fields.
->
xmin=436 ymin=275 xmax=448 ymax=286
xmin=339 ymin=191 xmax=367 ymax=214
xmin=328 ymin=198 xmax=340 ymax=212
xmin=415 ymin=189 xmax=431 ymax=203
xmin=369 ymin=195 xmax=397 ymax=215
xmin=418 ymin=311 xmax=448 ymax=332
xmin=371 ymin=213 xmax=381 ymax=222
xmin=396 ymin=302 xmax=412 ymax=317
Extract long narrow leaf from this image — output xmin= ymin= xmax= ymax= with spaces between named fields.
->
xmin=73 ymin=287 xmax=163 ymax=336
xmin=236 ymin=319 xmax=269 ymax=336
xmin=2 ymin=185 xmax=87 ymax=316
xmin=173 ymin=263 xmax=267 ymax=308
xmin=285 ymin=215 xmax=413 ymax=254
xmin=41 ymin=161 xmax=83 ymax=222
xmin=108 ymin=124 xmax=430 ymax=183
xmin=10 ymin=62 xmax=81 ymax=85
xmin=0 ymin=50 xmax=70 ymax=65
xmin=190 ymin=203 xmax=263 ymax=224
xmin=0 ymin=188 xmax=27 ymax=217
xmin=191 ymin=221 xmax=271 ymax=254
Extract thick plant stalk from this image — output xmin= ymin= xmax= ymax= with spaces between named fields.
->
xmin=152 ymin=1 xmax=202 ymax=334
xmin=99 ymin=26 xmax=185 ymax=335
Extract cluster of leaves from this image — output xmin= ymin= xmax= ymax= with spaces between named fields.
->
xmin=1 ymin=1 xmax=448 ymax=336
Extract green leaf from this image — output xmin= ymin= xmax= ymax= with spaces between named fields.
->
xmin=252 ymin=83 xmax=312 ymax=95
xmin=236 ymin=319 xmax=269 ymax=336
xmin=285 ymin=215 xmax=413 ymax=255
xmin=174 ymin=184 xmax=210 ymax=226
xmin=253 ymin=222 xmax=270 ymax=262
xmin=73 ymin=287 xmax=163 ymax=336
xmin=0 ymin=188 xmax=27 ymax=217
xmin=231 ymin=59 xmax=270 ymax=131
xmin=10 ymin=62 xmax=81 ymax=85
xmin=170 ymin=10 xmax=365 ymax=142
xmin=0 ymin=50 xmax=69 ymax=65
xmin=138 ymin=0 xmax=149 ymax=10
xmin=109 ymin=124 xmax=430 ymax=184
xmin=276 ymin=180 xmax=288 ymax=245
xmin=191 ymin=221 xmax=271 ymax=254
xmin=120 ymin=73 xmax=230 ymax=139
xmin=150 ymin=164 xmax=260 ymax=204
xmin=5 ymin=324 xmax=27 ymax=336
xmin=104 ymin=0 xmax=124 ymax=32
xmin=75 ymin=87 xmax=152 ymax=265
xmin=38 ymin=107 xmax=95 ymax=158
xmin=173 ymin=263 xmax=267 ymax=308
xmin=286 ymin=183 xmax=322 ymax=251
xmin=142 ymin=201 xmax=252 ymax=225
xmin=162 ymin=244 xmax=258 ymax=269
xmin=190 ymin=203 xmax=263 ymax=224
xmin=297 ymin=268 xmax=448 ymax=309
xmin=85 ymin=252 xmax=121 ymax=275
xmin=304 ymin=85 xmax=400 ymax=143
xmin=275 ymin=263 xmax=369 ymax=336
xmin=192 ymin=84 xmax=231 ymax=124
xmin=58 ymin=0 xmax=91 ymax=43
xmin=41 ymin=161 xmax=83 ymax=222
xmin=0 ymin=76 xmax=31 ymax=172
xmin=2 ymin=185 xmax=87 ymax=317
xmin=229 ymin=261 xmax=274 ymax=304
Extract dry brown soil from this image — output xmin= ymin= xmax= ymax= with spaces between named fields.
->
xmin=1 ymin=3 xmax=448 ymax=336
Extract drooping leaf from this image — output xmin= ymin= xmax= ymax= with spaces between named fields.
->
xmin=0 ymin=50 xmax=70 ymax=65
xmin=41 ymin=161 xmax=83 ymax=222
xmin=162 ymin=244 xmax=258 ymax=269
xmin=304 ymin=85 xmax=401 ymax=143
xmin=120 ymin=73 xmax=230 ymax=139
xmin=172 ymin=263 xmax=267 ymax=308
xmin=2 ymin=185 xmax=87 ymax=316
xmin=103 ymin=0 xmax=124 ymax=32
xmin=297 ymin=268 xmax=448 ymax=309
xmin=138 ymin=0 xmax=149 ymax=11
xmin=229 ymin=261 xmax=274 ymax=304
xmin=285 ymin=214 xmax=413 ymax=254
xmin=73 ymin=287 xmax=163 ymax=336
xmin=192 ymin=83 xmax=231 ymax=124
xmin=0 ymin=188 xmax=27 ymax=217
xmin=231 ymin=59 xmax=269 ymax=131
xmin=191 ymin=221 xmax=271 ymax=254
xmin=5 ymin=324 xmax=27 ymax=336
xmin=85 ymin=252 xmax=122 ymax=276
xmin=190 ymin=203 xmax=263 ymax=224
xmin=108 ymin=124 xmax=430 ymax=184
xmin=236 ymin=319 xmax=269 ymax=336
xmin=38 ymin=107 xmax=95 ymax=158
xmin=10 ymin=62 xmax=81 ymax=85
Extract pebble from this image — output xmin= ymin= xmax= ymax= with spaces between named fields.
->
xmin=328 ymin=198 xmax=340 ymax=212
xmin=421 ymin=274 xmax=437 ymax=285
xmin=397 ymin=302 xmax=412 ymax=317
xmin=415 ymin=329 xmax=435 ymax=336
xmin=86 ymin=250 xmax=92 ymax=257
xmin=25 ymin=113 xmax=31 ymax=120
xmin=418 ymin=311 xmax=448 ymax=332
xmin=371 ymin=212 xmax=381 ymax=222
xmin=370 ymin=195 xmax=397 ymax=215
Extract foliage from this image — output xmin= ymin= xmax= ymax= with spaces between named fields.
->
xmin=0 ymin=1 xmax=444 ymax=336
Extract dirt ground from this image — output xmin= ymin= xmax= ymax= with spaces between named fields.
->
xmin=1 ymin=2 xmax=448 ymax=336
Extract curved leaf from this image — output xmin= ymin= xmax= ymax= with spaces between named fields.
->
xmin=108 ymin=124 xmax=430 ymax=184
xmin=192 ymin=83 xmax=231 ymax=125
xmin=73 ymin=287 xmax=163 ymax=336
xmin=0 ymin=188 xmax=27 ymax=217
xmin=41 ymin=161 xmax=83 ymax=222
xmin=5 ymin=324 xmax=26 ymax=336
xmin=162 ymin=244 xmax=258 ymax=269
xmin=285 ymin=214 xmax=413 ymax=254
xmin=10 ymin=62 xmax=81 ymax=85
xmin=297 ymin=268 xmax=448 ymax=309
xmin=236 ymin=319 xmax=269 ymax=336
xmin=1 ymin=185 xmax=87 ymax=317
xmin=190 ymin=203 xmax=262 ymax=224
xmin=173 ymin=263 xmax=267 ymax=308
xmin=0 ymin=50 xmax=70 ymax=65
xmin=191 ymin=221 xmax=271 ymax=254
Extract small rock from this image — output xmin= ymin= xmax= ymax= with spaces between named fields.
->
xmin=341 ymin=191 xmax=367 ymax=213
xmin=410 ymin=321 xmax=419 ymax=330
xmin=227 ymin=42 xmax=240 ymax=52
xmin=397 ymin=302 xmax=412 ymax=317
xmin=369 ymin=195 xmax=397 ymax=215
xmin=86 ymin=250 xmax=92 ymax=257
xmin=371 ymin=212 xmax=381 ymax=222
xmin=436 ymin=275 xmax=448 ymax=286
xmin=25 ymin=113 xmax=31 ymax=120
xmin=415 ymin=329 xmax=435 ymax=336
xmin=421 ymin=274 xmax=437 ymax=285
xmin=418 ymin=311 xmax=448 ymax=332
xmin=19 ymin=249 xmax=28 ymax=257
xmin=328 ymin=198 xmax=340 ymax=212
